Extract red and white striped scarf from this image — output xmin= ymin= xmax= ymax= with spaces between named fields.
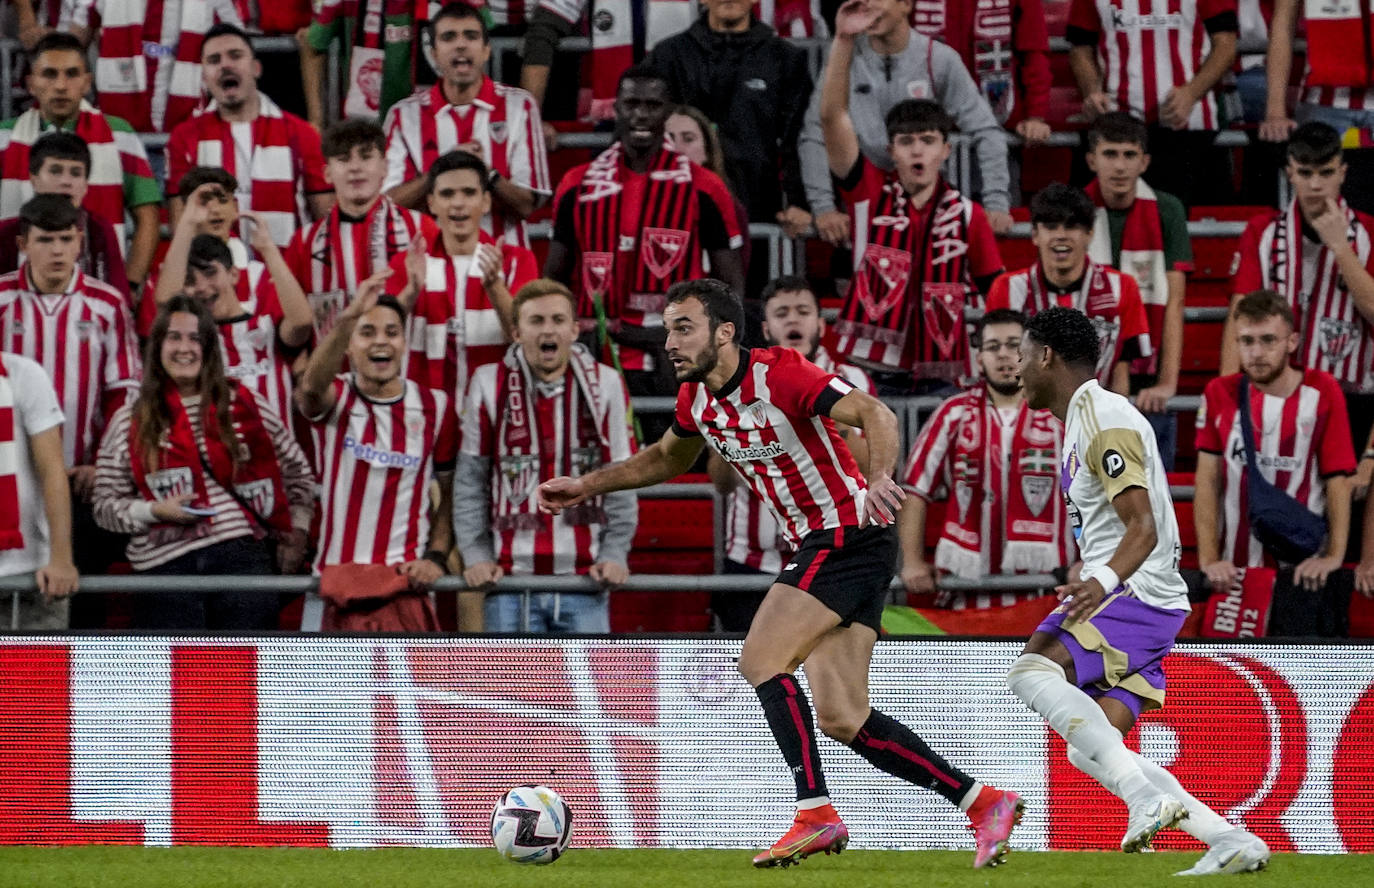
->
xmin=1303 ymin=0 xmax=1373 ymax=88
xmin=1260 ymin=198 xmax=1374 ymax=390
xmin=491 ymin=342 xmax=612 ymax=533
xmin=93 ymin=0 xmax=227 ymax=133
xmin=1085 ymin=178 xmax=1168 ymax=376
xmin=836 ymin=179 xmax=975 ymax=377
xmin=937 ymin=386 xmax=1065 ymax=579
xmin=0 ymin=103 xmax=127 ymax=249
xmin=0 ymin=353 xmax=22 ymax=551
xmin=305 ymin=196 xmax=423 ymax=337
xmin=180 ymin=95 xmax=306 ymax=249
xmin=1023 ymin=260 xmax=1130 ymax=384
xmin=755 ymin=0 xmax=823 ymax=36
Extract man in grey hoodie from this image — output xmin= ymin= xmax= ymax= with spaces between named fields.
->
xmin=798 ymin=0 xmax=1012 ymax=246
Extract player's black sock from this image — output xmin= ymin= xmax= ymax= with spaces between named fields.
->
xmin=755 ymin=673 xmax=829 ymax=804
xmin=848 ymin=708 xmax=976 ymax=807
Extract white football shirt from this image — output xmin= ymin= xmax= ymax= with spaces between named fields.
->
xmin=1061 ymin=380 xmax=1189 ymax=611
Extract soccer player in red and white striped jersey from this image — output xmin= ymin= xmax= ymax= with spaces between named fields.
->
xmin=382 ymin=2 xmax=550 ymax=248
xmin=455 ymin=280 xmax=637 ymax=632
xmin=1196 ymin=290 xmax=1355 ymax=588
xmin=388 ymin=151 xmax=538 ymax=418
xmin=181 ymin=235 xmax=313 ymax=423
xmin=296 ymin=274 xmax=456 ymax=581
xmin=710 ymin=276 xmax=873 ymax=630
xmin=0 ymin=196 xmax=140 ymax=485
xmin=985 ymin=184 xmax=1152 ymax=394
xmin=539 ymin=278 xmax=1022 ymax=870
xmin=285 ymin=119 xmax=439 ymax=341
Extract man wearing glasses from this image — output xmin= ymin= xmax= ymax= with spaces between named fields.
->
xmin=899 ymin=308 xmax=1073 ymax=607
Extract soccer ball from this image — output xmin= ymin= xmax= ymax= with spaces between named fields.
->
xmin=490 ymin=784 xmax=573 ymax=864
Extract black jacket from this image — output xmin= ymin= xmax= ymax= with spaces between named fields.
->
xmin=649 ymin=19 xmax=813 ymax=221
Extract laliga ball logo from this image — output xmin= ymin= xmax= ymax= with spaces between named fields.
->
xmin=490 ymin=784 xmax=573 ymax=864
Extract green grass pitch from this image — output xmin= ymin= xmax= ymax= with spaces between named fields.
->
xmin=1 ymin=847 xmax=1371 ymax=888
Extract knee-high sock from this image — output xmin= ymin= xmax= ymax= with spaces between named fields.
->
xmin=1066 ymin=746 xmax=1234 ymax=845
xmin=755 ymin=673 xmax=829 ymax=805
xmin=1005 ymin=654 xmax=1156 ymax=808
xmin=847 ymin=709 xmax=977 ymax=807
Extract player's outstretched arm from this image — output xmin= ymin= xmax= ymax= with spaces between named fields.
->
xmin=538 ymin=427 xmax=704 ymax=515
xmin=1056 ymin=486 xmax=1157 ymax=622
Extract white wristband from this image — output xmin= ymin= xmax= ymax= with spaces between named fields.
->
xmin=1084 ymin=565 xmax=1120 ymax=595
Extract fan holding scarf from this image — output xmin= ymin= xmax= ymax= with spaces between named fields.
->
xmin=92 ymin=296 xmax=315 ymax=630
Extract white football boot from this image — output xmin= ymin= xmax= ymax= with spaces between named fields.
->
xmin=1174 ymin=828 xmax=1271 ymax=876
xmin=1122 ymin=796 xmax=1188 ymax=853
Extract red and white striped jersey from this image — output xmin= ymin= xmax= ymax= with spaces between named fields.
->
xmin=382 ymin=79 xmax=551 ymax=248
xmin=391 ymin=239 xmax=538 ymax=414
xmin=1232 ymin=202 xmax=1374 ymax=392
xmin=215 ymin=274 xmax=295 ymax=423
xmin=285 ymin=197 xmax=439 ymax=340
xmin=722 ymin=348 xmax=873 ymax=572
xmin=461 ymin=351 xmax=637 ymax=575
xmin=165 ymin=96 xmax=330 ymax=249
xmin=307 ymin=375 xmax=457 ymax=571
xmin=675 ymin=346 xmax=866 ymax=548
xmin=0 ymin=266 xmax=140 ymax=465
xmin=1195 ymin=369 xmax=1356 ymax=567
xmin=1068 ymin=0 xmax=1235 ymax=129
xmin=985 ymin=261 xmax=1152 ymax=386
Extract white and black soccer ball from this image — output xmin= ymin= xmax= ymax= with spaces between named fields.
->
xmin=490 ymin=784 xmax=573 ymax=864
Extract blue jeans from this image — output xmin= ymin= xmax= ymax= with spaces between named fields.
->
xmin=484 ymin=590 xmax=610 ymax=633
xmin=1296 ymin=103 xmax=1374 ymax=135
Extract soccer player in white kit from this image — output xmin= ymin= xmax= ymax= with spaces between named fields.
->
xmin=1007 ymin=306 xmax=1269 ymax=874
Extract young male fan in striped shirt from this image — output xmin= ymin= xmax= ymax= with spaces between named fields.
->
xmin=539 ymin=278 xmax=1024 ymax=870
xmin=454 ymin=279 xmax=637 ymax=633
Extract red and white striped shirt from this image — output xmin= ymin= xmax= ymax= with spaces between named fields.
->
xmin=0 ymin=266 xmax=140 ymax=465
xmin=985 ymin=261 xmax=1153 ymax=386
xmin=460 ymin=349 xmax=637 ymax=575
xmin=723 ymin=348 xmax=873 ymax=572
xmin=215 ymin=271 xmax=295 ymax=423
xmin=390 ymin=238 xmax=538 ymax=413
xmin=307 ymin=375 xmax=457 ymax=571
xmin=1067 ymin=0 xmax=1236 ymax=129
xmin=165 ymin=96 xmax=330 ymax=249
xmin=1232 ymin=201 xmax=1374 ymax=392
xmin=1195 ymin=369 xmax=1355 ymax=566
xmin=382 ymin=78 xmax=551 ymax=248
xmin=285 ymin=197 xmax=438 ymax=340
xmin=675 ymin=346 xmax=866 ymax=548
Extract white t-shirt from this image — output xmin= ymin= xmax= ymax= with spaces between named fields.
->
xmin=0 ymin=353 xmax=65 ymax=578
xmin=1061 ymin=379 xmax=1189 ymax=611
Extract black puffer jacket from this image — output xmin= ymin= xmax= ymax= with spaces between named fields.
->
xmin=649 ymin=18 xmax=813 ymax=221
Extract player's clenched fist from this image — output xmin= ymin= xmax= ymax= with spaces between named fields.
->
xmin=538 ymin=476 xmax=588 ymax=514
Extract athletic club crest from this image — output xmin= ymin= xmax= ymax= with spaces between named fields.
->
xmin=921 ymin=282 xmax=967 ymax=360
xmin=1020 ymin=475 xmax=1054 ymax=518
xmin=490 ymin=120 xmax=508 ymax=144
xmin=641 ymin=228 xmax=689 ymax=279
xmin=146 ymin=467 xmax=193 ymax=502
xmin=582 ymin=251 xmax=614 ymax=296
xmin=233 ymin=479 xmax=275 ymax=519
xmin=499 ymin=453 xmax=540 ymax=506
xmin=954 ymin=480 xmax=973 ymax=523
xmin=854 ymin=244 xmax=911 ymax=319
xmin=1319 ymin=317 xmax=1360 ymax=363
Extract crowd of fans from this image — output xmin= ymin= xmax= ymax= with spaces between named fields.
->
xmin=0 ymin=0 xmax=1370 ymax=637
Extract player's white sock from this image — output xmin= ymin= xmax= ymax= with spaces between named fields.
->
xmin=1006 ymin=654 xmax=1156 ymax=808
xmin=1065 ymin=746 xmax=1233 ymax=846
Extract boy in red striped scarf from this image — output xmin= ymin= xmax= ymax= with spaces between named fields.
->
xmin=455 ymin=279 xmax=637 ymax=633
xmin=1228 ymin=121 xmax=1374 ymax=453
xmin=819 ymin=1 xmax=1005 ymax=395
xmin=0 ymin=33 xmax=161 ymax=288
xmin=0 ymin=350 xmax=78 ymax=629
xmin=899 ymin=308 xmax=1072 ymax=610
xmin=285 ymin=118 xmax=438 ymax=340
xmin=986 ymin=184 xmax=1152 ymax=395
xmin=166 ymin=23 xmax=333 ymax=252
xmin=1083 ymin=112 xmax=1193 ymax=469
